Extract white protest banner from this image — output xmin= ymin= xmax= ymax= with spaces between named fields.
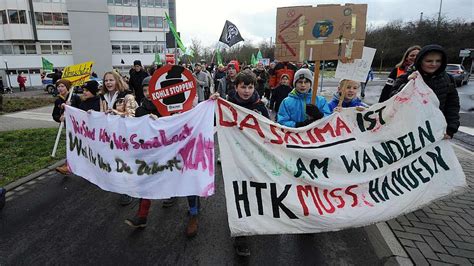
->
xmin=335 ymin=47 xmax=376 ymax=82
xmin=65 ymin=100 xmax=216 ymax=199
xmin=216 ymin=77 xmax=466 ymax=236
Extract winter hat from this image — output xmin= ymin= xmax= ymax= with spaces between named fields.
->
xmin=56 ymin=79 xmax=72 ymax=89
xmin=293 ymin=68 xmax=313 ymax=87
xmin=82 ymin=80 xmax=99 ymax=95
xmin=142 ymin=76 xmax=152 ymax=87
xmin=133 ymin=60 xmax=142 ymax=67
xmin=280 ymin=74 xmax=290 ymax=81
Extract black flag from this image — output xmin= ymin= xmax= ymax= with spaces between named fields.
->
xmin=121 ymin=59 xmax=125 ymax=64
xmin=219 ymin=20 xmax=244 ymax=47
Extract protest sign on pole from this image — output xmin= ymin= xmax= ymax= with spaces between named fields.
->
xmin=275 ymin=4 xmax=367 ymax=62
xmin=64 ymin=100 xmax=216 ymax=199
xmin=148 ymin=64 xmax=196 ymax=116
xmin=216 ymin=77 xmax=466 ymax=236
xmin=61 ymin=61 xmax=94 ymax=87
xmin=335 ymin=46 xmax=376 ymax=82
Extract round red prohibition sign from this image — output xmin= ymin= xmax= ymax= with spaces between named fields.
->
xmin=148 ymin=64 xmax=197 ymax=116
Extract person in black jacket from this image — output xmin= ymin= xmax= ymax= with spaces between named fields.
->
xmin=52 ymin=79 xmax=81 ymax=175
xmin=52 ymin=79 xmax=80 ymax=123
xmin=226 ymin=69 xmax=269 ymax=257
xmin=253 ymin=62 xmax=269 ymax=98
xmin=129 ymin=60 xmax=149 ymax=104
xmin=270 ymin=74 xmax=292 ymax=115
xmin=391 ymin=44 xmax=460 ymax=139
xmin=78 ymin=80 xmax=101 ymax=112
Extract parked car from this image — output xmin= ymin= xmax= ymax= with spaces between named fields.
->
xmin=41 ymin=72 xmax=56 ymax=94
xmin=446 ymin=64 xmax=470 ymax=86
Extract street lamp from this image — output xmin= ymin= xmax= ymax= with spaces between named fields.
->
xmin=4 ymin=59 xmax=11 ymax=91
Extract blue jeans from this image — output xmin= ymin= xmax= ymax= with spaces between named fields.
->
xmin=187 ymin=196 xmax=200 ymax=216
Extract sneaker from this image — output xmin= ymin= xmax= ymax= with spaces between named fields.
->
xmin=118 ymin=194 xmax=133 ymax=206
xmin=162 ymin=197 xmax=176 ymax=208
xmin=55 ymin=164 xmax=71 ymax=175
xmin=186 ymin=216 xmax=198 ymax=238
xmin=124 ymin=216 xmax=147 ymax=228
xmin=235 ymin=245 xmax=250 ymax=257
xmin=0 ymin=188 xmax=6 ymax=211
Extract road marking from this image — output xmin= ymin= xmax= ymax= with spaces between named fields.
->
xmin=4 ymin=112 xmax=54 ymax=122
xmin=459 ymin=126 xmax=474 ymax=136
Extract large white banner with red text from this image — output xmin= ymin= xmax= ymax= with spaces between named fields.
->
xmin=217 ymin=78 xmax=466 ymax=236
xmin=65 ymin=100 xmax=215 ymax=199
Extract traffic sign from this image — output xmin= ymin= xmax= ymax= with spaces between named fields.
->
xmin=459 ymin=49 xmax=471 ymax=57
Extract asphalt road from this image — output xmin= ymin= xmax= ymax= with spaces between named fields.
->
xmin=0 ymin=156 xmax=381 ymax=265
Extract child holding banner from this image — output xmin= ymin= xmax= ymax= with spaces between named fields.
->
xmin=226 ymin=69 xmax=270 ymax=256
xmin=390 ymin=44 xmax=460 ymax=139
xmin=52 ymin=79 xmax=81 ymax=175
xmin=78 ymin=80 xmax=101 ymax=112
xmin=277 ymin=68 xmax=330 ymax=127
xmin=100 ymin=71 xmax=131 ymax=111
xmin=125 ymin=76 xmax=213 ymax=238
xmin=328 ymin=79 xmax=368 ymax=113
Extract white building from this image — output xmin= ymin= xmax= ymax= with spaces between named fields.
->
xmin=0 ymin=0 xmax=176 ymax=88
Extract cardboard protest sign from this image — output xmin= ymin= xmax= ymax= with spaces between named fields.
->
xmin=275 ymin=4 xmax=367 ymax=62
xmin=65 ymin=100 xmax=216 ymax=199
xmin=148 ymin=64 xmax=197 ymax=116
xmin=62 ymin=61 xmax=94 ymax=87
xmin=216 ymin=77 xmax=466 ymax=236
xmin=335 ymin=46 xmax=376 ymax=82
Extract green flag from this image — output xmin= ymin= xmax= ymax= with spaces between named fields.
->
xmin=251 ymin=54 xmax=257 ymax=65
xmin=165 ymin=12 xmax=186 ymax=53
xmin=216 ymin=49 xmax=223 ymax=65
xmin=256 ymin=50 xmax=263 ymax=60
xmin=42 ymin=57 xmax=53 ymax=72
xmin=185 ymin=47 xmax=194 ymax=57
xmin=155 ymin=53 xmax=161 ymax=64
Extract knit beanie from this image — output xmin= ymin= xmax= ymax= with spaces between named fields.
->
xmin=293 ymin=68 xmax=313 ymax=87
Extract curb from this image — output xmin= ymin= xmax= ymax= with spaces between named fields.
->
xmin=4 ymin=159 xmax=66 ymax=191
xmin=365 ymin=223 xmax=413 ymax=265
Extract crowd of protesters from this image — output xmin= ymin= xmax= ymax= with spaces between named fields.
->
xmin=0 ymin=43 xmax=458 ymax=258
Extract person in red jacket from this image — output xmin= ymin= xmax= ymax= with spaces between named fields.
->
xmin=17 ymin=72 xmax=27 ymax=92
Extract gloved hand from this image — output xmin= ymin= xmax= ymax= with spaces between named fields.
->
xmin=306 ymin=104 xmax=323 ymax=120
xmin=295 ymin=119 xmax=315 ymax=128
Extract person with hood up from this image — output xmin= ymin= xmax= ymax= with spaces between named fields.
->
xmin=391 ymin=44 xmax=460 ymax=139
xmin=328 ymin=79 xmax=368 ymax=113
xmin=129 ymin=60 xmax=149 ymax=104
xmin=277 ymin=68 xmax=331 ymax=128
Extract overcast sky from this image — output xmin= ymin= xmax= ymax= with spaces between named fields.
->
xmin=176 ymin=0 xmax=473 ymax=48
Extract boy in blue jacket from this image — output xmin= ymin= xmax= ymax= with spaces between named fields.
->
xmin=277 ymin=68 xmax=330 ymax=127
xmin=328 ymin=79 xmax=368 ymax=113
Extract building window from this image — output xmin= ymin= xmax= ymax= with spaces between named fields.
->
xmin=43 ymin=12 xmax=53 ymax=25
xmin=0 ymin=44 xmax=13 ymax=55
xmin=62 ymin=13 xmax=68 ymax=25
xmin=143 ymin=44 xmax=153 ymax=54
xmin=122 ymin=44 xmax=131 ymax=54
xmin=53 ymin=13 xmax=62 ymax=25
xmin=124 ymin=15 xmax=132 ymax=27
xmin=52 ymin=45 xmax=62 ymax=54
xmin=25 ymin=45 xmax=36 ymax=54
xmin=0 ymin=10 xmax=7 ymax=24
xmin=116 ymin=15 xmax=124 ymax=27
xmin=35 ymin=12 xmax=43 ymax=25
xmin=63 ymin=44 xmax=72 ymax=54
xmin=8 ymin=10 xmax=19 ymax=24
xmin=41 ymin=44 xmax=52 ymax=54
xmin=132 ymin=16 xmax=138 ymax=28
xmin=122 ymin=0 xmax=130 ymax=6
xmin=108 ymin=15 xmax=115 ymax=27
xmin=131 ymin=44 xmax=140 ymax=54
xmin=156 ymin=17 xmax=163 ymax=28
xmin=112 ymin=44 xmax=121 ymax=54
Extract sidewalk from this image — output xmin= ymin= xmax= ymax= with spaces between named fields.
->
xmin=385 ymin=144 xmax=474 ymax=265
xmin=0 ymin=105 xmax=57 ymax=132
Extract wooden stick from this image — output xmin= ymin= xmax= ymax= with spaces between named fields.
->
xmin=51 ymin=87 xmax=75 ymax=157
xmin=337 ymin=79 xmax=348 ymax=108
xmin=311 ymin=60 xmax=320 ymax=104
